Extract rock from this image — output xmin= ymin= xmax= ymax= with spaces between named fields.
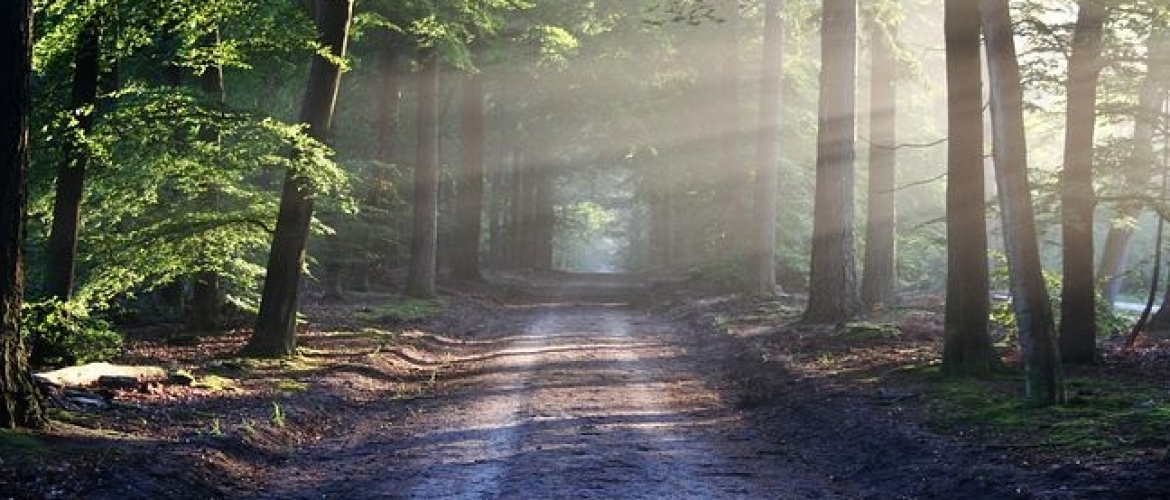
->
xmin=34 ymin=363 xmax=168 ymax=388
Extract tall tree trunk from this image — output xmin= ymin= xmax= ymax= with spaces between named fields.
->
xmin=189 ymin=30 xmax=226 ymax=332
xmin=451 ymin=71 xmax=485 ymax=280
xmin=750 ymin=0 xmax=784 ymax=296
xmin=0 ymin=0 xmax=44 ymax=429
xmin=942 ymin=0 xmax=1001 ymax=377
xmin=405 ymin=48 xmax=440 ymax=298
xmin=717 ymin=0 xmax=748 ymax=269
xmin=377 ymin=50 xmax=406 ymax=271
xmin=46 ymin=16 xmax=102 ymax=301
xmin=804 ymin=0 xmax=862 ymax=323
xmin=1099 ymin=27 xmax=1169 ymax=305
xmin=861 ymin=18 xmax=898 ymax=310
xmin=981 ymin=0 xmax=1064 ymax=405
xmin=1059 ymin=1 xmax=1108 ymax=364
xmin=532 ymin=163 xmax=555 ymax=270
xmin=243 ymin=0 xmax=353 ymax=357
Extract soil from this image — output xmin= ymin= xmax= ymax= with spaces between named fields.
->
xmin=1 ymin=273 xmax=1168 ymax=499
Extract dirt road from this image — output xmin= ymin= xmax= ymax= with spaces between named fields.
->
xmin=256 ymin=304 xmax=844 ymax=499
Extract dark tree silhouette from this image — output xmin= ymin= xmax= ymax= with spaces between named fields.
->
xmin=941 ymin=0 xmax=1001 ymax=377
xmin=1 ymin=0 xmax=45 ymax=428
xmin=244 ymin=0 xmax=354 ymax=357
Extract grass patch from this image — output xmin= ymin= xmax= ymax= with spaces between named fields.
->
xmin=928 ymin=375 xmax=1170 ymax=457
xmin=274 ymin=379 xmax=310 ymax=393
xmin=834 ymin=321 xmax=901 ymax=341
xmin=353 ymin=297 xmax=446 ymax=325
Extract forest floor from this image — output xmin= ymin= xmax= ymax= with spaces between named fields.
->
xmin=1 ymin=273 xmax=1169 ymax=499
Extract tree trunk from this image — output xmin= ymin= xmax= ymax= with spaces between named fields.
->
xmin=0 ymin=0 xmax=44 ymax=428
xmin=1059 ymin=1 xmax=1108 ymax=364
xmin=405 ymin=48 xmax=440 ymax=298
xmin=532 ymin=163 xmax=555 ymax=270
xmin=981 ymin=0 xmax=1064 ymax=405
xmin=804 ymin=0 xmax=862 ymax=323
xmin=941 ymin=0 xmax=1001 ymax=377
xmin=188 ymin=31 xmax=226 ymax=332
xmin=861 ymin=18 xmax=898 ymax=310
xmin=46 ymin=15 xmax=102 ymax=301
xmin=451 ymin=71 xmax=485 ymax=280
xmin=243 ymin=0 xmax=353 ymax=357
xmin=750 ymin=0 xmax=784 ymax=296
xmin=1100 ymin=27 xmax=1169 ymax=305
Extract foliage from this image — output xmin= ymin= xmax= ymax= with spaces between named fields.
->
xmin=22 ymin=299 xmax=122 ymax=368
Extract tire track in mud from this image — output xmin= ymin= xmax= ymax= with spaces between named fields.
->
xmin=258 ymin=304 xmax=844 ymax=499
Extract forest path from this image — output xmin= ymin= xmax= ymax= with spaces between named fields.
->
xmin=255 ymin=302 xmax=845 ymax=499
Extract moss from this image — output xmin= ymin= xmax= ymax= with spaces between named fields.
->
xmin=353 ymin=297 xmax=446 ymax=325
xmin=192 ymin=374 xmax=241 ymax=392
xmin=0 ymin=430 xmax=45 ymax=454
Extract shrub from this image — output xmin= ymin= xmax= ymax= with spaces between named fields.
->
xmin=23 ymin=299 xmax=123 ymax=368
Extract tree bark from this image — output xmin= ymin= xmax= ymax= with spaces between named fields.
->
xmin=0 ymin=0 xmax=45 ymax=428
xmin=804 ymin=0 xmax=862 ymax=323
xmin=750 ymin=0 xmax=784 ymax=296
xmin=244 ymin=0 xmax=353 ymax=357
xmin=451 ymin=71 xmax=485 ymax=280
xmin=861 ymin=18 xmax=898 ymax=310
xmin=405 ymin=48 xmax=440 ymax=298
xmin=941 ymin=0 xmax=1001 ymax=377
xmin=981 ymin=0 xmax=1064 ymax=405
xmin=1059 ymin=0 xmax=1108 ymax=364
xmin=46 ymin=15 xmax=102 ymax=301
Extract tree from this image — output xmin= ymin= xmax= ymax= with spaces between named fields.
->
xmin=243 ymin=0 xmax=354 ymax=357
xmin=1059 ymin=0 xmax=1108 ymax=364
xmin=188 ymin=30 xmax=227 ymax=332
xmin=750 ymin=0 xmax=784 ymax=296
xmin=941 ymin=0 xmax=1001 ymax=377
xmin=405 ymin=47 xmax=440 ymax=298
xmin=46 ymin=15 xmax=102 ymax=301
xmin=804 ymin=0 xmax=863 ymax=323
xmin=1098 ymin=25 xmax=1169 ymax=305
xmin=1 ymin=0 xmax=45 ymax=428
xmin=861 ymin=12 xmax=898 ymax=310
xmin=451 ymin=70 xmax=486 ymax=281
xmin=981 ymin=0 xmax=1064 ymax=405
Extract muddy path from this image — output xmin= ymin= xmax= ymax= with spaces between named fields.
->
xmin=251 ymin=303 xmax=846 ymax=499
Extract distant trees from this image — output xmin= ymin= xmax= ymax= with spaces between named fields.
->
xmin=750 ymin=0 xmax=784 ymax=296
xmin=405 ymin=48 xmax=441 ymax=299
xmin=1 ymin=0 xmax=45 ymax=428
xmin=805 ymin=0 xmax=863 ymax=323
xmin=861 ymin=10 xmax=898 ymax=311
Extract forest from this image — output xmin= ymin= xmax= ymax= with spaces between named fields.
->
xmin=2 ymin=0 xmax=1170 ymax=497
